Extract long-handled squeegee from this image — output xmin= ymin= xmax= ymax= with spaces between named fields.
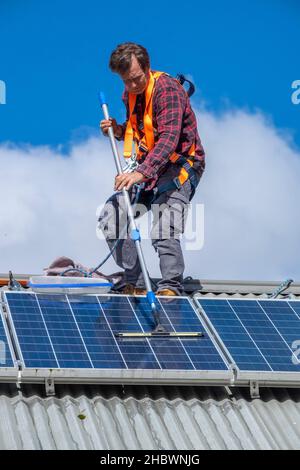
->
xmin=99 ymin=92 xmax=203 ymax=339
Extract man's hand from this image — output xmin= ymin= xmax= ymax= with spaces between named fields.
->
xmin=100 ymin=118 xmax=122 ymax=138
xmin=115 ymin=171 xmax=145 ymax=191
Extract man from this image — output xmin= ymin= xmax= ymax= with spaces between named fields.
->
xmin=99 ymin=42 xmax=205 ymax=296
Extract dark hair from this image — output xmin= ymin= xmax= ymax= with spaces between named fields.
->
xmin=109 ymin=42 xmax=150 ymax=74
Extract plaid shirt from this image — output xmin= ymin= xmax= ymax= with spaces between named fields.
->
xmin=118 ymin=73 xmax=205 ymax=190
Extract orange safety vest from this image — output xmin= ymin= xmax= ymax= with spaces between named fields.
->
xmin=124 ymin=71 xmax=195 ymax=186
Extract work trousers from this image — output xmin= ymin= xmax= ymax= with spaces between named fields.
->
xmin=98 ymin=177 xmax=196 ymax=295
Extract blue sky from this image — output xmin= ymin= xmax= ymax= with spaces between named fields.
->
xmin=0 ymin=0 xmax=299 ymax=149
xmin=1 ymin=0 xmax=300 ymax=281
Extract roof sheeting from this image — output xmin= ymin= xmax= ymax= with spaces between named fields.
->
xmin=0 ymin=385 xmax=300 ymax=450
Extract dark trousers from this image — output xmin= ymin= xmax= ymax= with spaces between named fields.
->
xmin=98 ymin=177 xmax=197 ymax=295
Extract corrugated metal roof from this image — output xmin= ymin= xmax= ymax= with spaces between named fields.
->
xmin=0 ymin=385 xmax=300 ymax=450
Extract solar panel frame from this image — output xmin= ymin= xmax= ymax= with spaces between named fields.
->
xmin=3 ymin=291 xmax=232 ymax=386
xmin=0 ymin=293 xmax=18 ymax=380
xmin=194 ymin=296 xmax=300 ymax=386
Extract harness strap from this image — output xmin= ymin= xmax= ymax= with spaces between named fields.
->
xmin=124 ymin=71 xmax=164 ymax=158
xmin=155 ymin=156 xmax=199 ymax=198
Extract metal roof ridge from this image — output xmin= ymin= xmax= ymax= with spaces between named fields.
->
xmin=1 ymin=274 xmax=300 ymax=286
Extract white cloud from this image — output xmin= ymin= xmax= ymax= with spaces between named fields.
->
xmin=0 ymin=106 xmax=300 ymax=283
xmin=189 ymin=107 xmax=300 ymax=281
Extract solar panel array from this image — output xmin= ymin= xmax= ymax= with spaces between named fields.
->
xmin=2 ymin=292 xmax=300 ymax=386
xmin=4 ymin=292 xmax=228 ymax=372
xmin=196 ymin=298 xmax=300 ymax=372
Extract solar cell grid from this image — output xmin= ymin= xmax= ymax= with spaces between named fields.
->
xmin=229 ymin=300 xmax=300 ymax=372
xmin=4 ymin=292 xmax=228 ymax=373
xmin=98 ymin=295 xmax=160 ymax=369
xmin=198 ymin=299 xmax=271 ymax=371
xmin=68 ymin=295 xmax=126 ymax=369
xmin=5 ymin=292 xmax=58 ymax=368
xmin=197 ymin=298 xmax=300 ymax=373
xmin=158 ymin=297 xmax=227 ymax=370
xmin=37 ymin=294 xmax=93 ymax=368
xmin=129 ymin=297 xmax=194 ymax=370
xmin=288 ymin=301 xmax=300 ymax=320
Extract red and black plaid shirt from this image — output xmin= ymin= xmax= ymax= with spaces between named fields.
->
xmin=118 ymin=72 xmax=205 ymax=190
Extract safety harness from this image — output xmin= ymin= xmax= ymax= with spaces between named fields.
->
xmin=123 ymin=71 xmax=198 ymax=196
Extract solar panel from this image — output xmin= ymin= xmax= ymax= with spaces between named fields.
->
xmin=0 ymin=303 xmax=15 ymax=368
xmin=4 ymin=292 xmax=59 ymax=368
xmin=196 ymin=298 xmax=300 ymax=373
xmin=4 ymin=292 xmax=229 ymax=376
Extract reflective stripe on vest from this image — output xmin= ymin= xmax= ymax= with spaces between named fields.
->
xmin=123 ymin=71 xmax=196 ymax=186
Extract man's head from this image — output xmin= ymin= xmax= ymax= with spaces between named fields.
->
xmin=109 ymin=42 xmax=150 ymax=95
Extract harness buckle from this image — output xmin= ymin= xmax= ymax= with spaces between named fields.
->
xmin=173 ymin=177 xmax=182 ymax=190
xmin=138 ymin=142 xmax=148 ymax=154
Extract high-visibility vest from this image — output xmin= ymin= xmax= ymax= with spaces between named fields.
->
xmin=124 ymin=71 xmax=195 ymax=186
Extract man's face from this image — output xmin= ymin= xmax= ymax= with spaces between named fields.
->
xmin=120 ymin=55 xmax=150 ymax=95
